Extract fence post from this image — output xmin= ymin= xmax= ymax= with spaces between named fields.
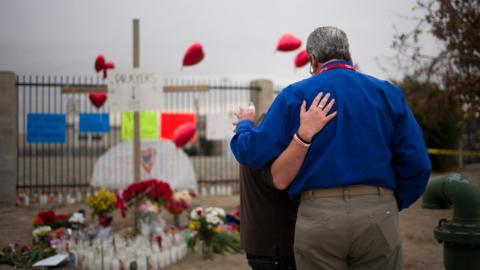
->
xmin=250 ymin=79 xmax=274 ymax=116
xmin=0 ymin=72 xmax=17 ymax=204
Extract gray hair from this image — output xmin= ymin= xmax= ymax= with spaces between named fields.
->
xmin=306 ymin=26 xmax=351 ymax=63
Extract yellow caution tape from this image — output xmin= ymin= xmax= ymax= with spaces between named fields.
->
xmin=428 ymin=148 xmax=480 ymax=157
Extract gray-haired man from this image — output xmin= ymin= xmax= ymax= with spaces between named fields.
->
xmin=231 ymin=26 xmax=431 ymax=269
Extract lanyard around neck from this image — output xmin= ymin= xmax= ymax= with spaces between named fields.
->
xmin=319 ymin=63 xmax=355 ymax=73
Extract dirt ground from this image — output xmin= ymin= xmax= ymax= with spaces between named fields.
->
xmin=3 ymin=166 xmax=480 ymax=270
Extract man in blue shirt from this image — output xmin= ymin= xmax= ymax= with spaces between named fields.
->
xmin=231 ymin=26 xmax=431 ymax=269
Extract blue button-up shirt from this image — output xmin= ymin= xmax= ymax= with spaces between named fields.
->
xmin=230 ymin=60 xmax=431 ymax=210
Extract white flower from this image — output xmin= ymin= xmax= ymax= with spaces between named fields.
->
xmin=206 ymin=207 xmax=225 ymax=218
xmin=32 ymin=226 xmax=52 ymax=238
xmin=190 ymin=207 xmax=204 ymax=219
xmin=206 ymin=214 xmax=223 ymax=225
xmin=174 ymin=190 xmax=192 ymax=205
xmin=68 ymin=212 xmax=85 ymax=224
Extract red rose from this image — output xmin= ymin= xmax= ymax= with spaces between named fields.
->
xmin=38 ymin=210 xmax=56 ymax=224
xmin=33 ymin=217 xmax=45 ymax=226
xmin=20 ymin=245 xmax=30 ymax=253
xmin=55 ymin=214 xmax=69 ymax=222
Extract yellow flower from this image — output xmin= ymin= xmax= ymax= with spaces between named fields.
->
xmin=189 ymin=221 xmax=197 ymax=231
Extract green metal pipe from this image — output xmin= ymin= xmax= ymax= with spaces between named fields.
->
xmin=422 ymin=174 xmax=480 ymax=223
xmin=422 ymin=174 xmax=480 ymax=270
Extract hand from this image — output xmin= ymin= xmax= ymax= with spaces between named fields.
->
xmin=234 ymin=102 xmax=256 ymax=124
xmin=297 ymin=92 xmax=337 ymax=142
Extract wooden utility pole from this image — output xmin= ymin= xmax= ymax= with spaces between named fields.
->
xmin=133 ymin=19 xmax=141 ymax=183
xmin=133 ymin=19 xmax=141 ymax=234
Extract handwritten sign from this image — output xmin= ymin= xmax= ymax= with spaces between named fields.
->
xmin=108 ymin=70 xmax=164 ymax=112
xmin=79 ymin=113 xmax=109 ymax=133
xmin=27 ymin=113 xmax=66 ymax=143
xmin=121 ymin=112 xmax=159 ymax=140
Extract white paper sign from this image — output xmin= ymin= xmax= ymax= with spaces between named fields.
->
xmin=206 ymin=112 xmax=235 ymax=140
xmin=108 ymin=70 xmax=164 ymax=112
xmin=33 ymin=253 xmax=68 ymax=267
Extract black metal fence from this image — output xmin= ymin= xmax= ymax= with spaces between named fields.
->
xmin=17 ymin=75 xmax=259 ymax=198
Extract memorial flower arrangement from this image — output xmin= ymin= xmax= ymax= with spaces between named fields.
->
xmin=32 ymin=210 xmax=69 ymax=229
xmin=68 ymin=211 xmax=86 ymax=230
xmin=0 ymin=242 xmax=55 ymax=269
xmin=122 ymin=179 xmax=173 ymax=208
xmin=165 ymin=190 xmax=196 ymax=227
xmin=187 ymin=207 xmax=240 ymax=259
xmin=164 ymin=190 xmax=194 ymax=215
xmin=85 ymin=187 xmax=117 ymax=227
xmin=138 ymin=200 xmax=161 ymax=223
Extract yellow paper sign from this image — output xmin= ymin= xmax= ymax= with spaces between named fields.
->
xmin=121 ymin=112 xmax=159 ymax=140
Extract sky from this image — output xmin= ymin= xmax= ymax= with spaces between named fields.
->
xmin=0 ymin=0 xmax=439 ymax=87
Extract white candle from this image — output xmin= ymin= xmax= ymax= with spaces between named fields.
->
xmin=76 ymin=191 xmax=82 ymax=202
xmin=24 ymin=194 xmax=30 ymax=206
xmin=164 ymin=250 xmax=171 ymax=267
xmin=171 ymin=246 xmax=177 ymax=263
xmin=157 ymin=251 xmax=165 ymax=268
xmin=138 ymin=257 xmax=147 ymax=270
xmin=112 ymin=259 xmax=119 ymax=270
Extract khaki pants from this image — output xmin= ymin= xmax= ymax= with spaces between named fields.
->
xmin=294 ymin=193 xmax=402 ymax=270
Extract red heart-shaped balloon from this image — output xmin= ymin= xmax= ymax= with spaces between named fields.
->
xmin=277 ymin=34 xmax=302 ymax=52
xmin=182 ymin=43 xmax=205 ymax=66
xmin=89 ymin=92 xmax=107 ymax=109
xmin=173 ymin=123 xmax=196 ymax=148
xmin=95 ymin=55 xmax=106 ymax=72
xmin=104 ymin=62 xmax=115 ymax=69
xmin=294 ymin=49 xmax=309 ymax=68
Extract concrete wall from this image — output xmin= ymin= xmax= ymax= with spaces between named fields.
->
xmin=0 ymin=72 xmax=17 ymax=204
xmin=250 ymin=79 xmax=274 ymax=116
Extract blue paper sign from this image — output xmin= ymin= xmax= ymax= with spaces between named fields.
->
xmin=27 ymin=113 xmax=66 ymax=143
xmin=79 ymin=113 xmax=110 ymax=133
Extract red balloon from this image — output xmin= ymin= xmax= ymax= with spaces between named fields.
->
xmin=89 ymin=92 xmax=107 ymax=109
xmin=173 ymin=123 xmax=196 ymax=148
xmin=294 ymin=49 xmax=309 ymax=68
xmin=276 ymin=34 xmax=302 ymax=52
xmin=95 ymin=55 xmax=106 ymax=72
xmin=94 ymin=54 xmax=115 ymax=78
xmin=104 ymin=62 xmax=115 ymax=69
xmin=182 ymin=43 xmax=205 ymax=66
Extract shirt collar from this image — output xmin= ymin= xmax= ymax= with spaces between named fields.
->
xmin=319 ymin=59 xmax=353 ymax=70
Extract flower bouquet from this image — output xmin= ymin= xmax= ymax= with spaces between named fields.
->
xmin=0 ymin=243 xmax=55 ymax=268
xmin=122 ymin=179 xmax=173 ymax=236
xmin=33 ymin=210 xmax=69 ymax=229
xmin=164 ymin=190 xmax=196 ymax=227
xmin=68 ymin=211 xmax=86 ymax=230
xmin=85 ymin=187 xmax=117 ymax=228
xmin=137 ymin=200 xmax=167 ymax=237
xmin=122 ymin=179 xmax=173 ymax=207
xmin=187 ymin=207 xmax=240 ymax=259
